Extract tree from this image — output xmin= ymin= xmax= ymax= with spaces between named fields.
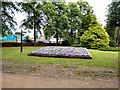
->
xmin=53 ymin=2 xmax=69 ymax=45
xmin=1 ymin=1 xmax=18 ymax=36
xmin=42 ymin=1 xmax=97 ymax=45
xmin=77 ymin=0 xmax=97 ymax=36
xmin=80 ymin=24 xmax=110 ymax=48
xmin=43 ymin=2 xmax=69 ymax=45
xmin=64 ymin=0 xmax=97 ymax=44
xmin=106 ymin=1 xmax=120 ymax=45
xmin=42 ymin=2 xmax=57 ymax=42
xmin=66 ymin=2 xmax=82 ymax=44
xmin=18 ymin=1 xmax=43 ymax=45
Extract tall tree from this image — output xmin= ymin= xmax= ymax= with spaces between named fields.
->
xmin=67 ymin=2 xmax=82 ymax=44
xmin=65 ymin=0 xmax=97 ymax=44
xmin=106 ymin=1 xmax=120 ymax=45
xmin=42 ymin=2 xmax=56 ymax=42
xmin=53 ymin=2 xmax=69 ymax=45
xmin=43 ymin=2 xmax=69 ymax=45
xmin=1 ymin=1 xmax=18 ymax=36
xmin=18 ymin=1 xmax=42 ymax=45
xmin=77 ymin=0 xmax=97 ymax=36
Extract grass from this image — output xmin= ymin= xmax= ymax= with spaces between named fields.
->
xmin=2 ymin=46 xmax=119 ymax=68
xmin=73 ymin=70 xmax=117 ymax=77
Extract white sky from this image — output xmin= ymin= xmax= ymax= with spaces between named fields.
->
xmin=14 ymin=0 xmax=112 ymax=37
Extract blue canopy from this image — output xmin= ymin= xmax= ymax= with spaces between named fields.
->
xmin=0 ymin=35 xmax=25 ymax=41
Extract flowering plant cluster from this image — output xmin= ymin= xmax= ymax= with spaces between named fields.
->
xmin=29 ymin=46 xmax=92 ymax=59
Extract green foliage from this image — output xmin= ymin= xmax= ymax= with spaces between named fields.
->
xmin=71 ymin=44 xmax=80 ymax=47
xmin=42 ymin=1 xmax=96 ymax=45
xmin=66 ymin=2 xmax=82 ymax=44
xmin=77 ymin=0 xmax=97 ymax=36
xmin=4 ymin=0 xmax=97 ymax=46
xmin=18 ymin=1 xmax=43 ymax=44
xmin=109 ymin=38 xmax=116 ymax=47
xmin=25 ymin=35 xmax=33 ymax=43
xmin=65 ymin=0 xmax=97 ymax=44
xmin=99 ymin=47 xmax=120 ymax=51
xmin=1 ymin=1 xmax=99 ymax=45
xmin=43 ymin=2 xmax=69 ymax=44
xmin=25 ymin=35 xmax=30 ymax=41
xmin=80 ymin=24 xmax=110 ymax=48
xmin=106 ymin=1 xmax=120 ymax=41
xmin=62 ymin=40 xmax=71 ymax=46
xmin=1 ymin=2 xmax=18 ymax=36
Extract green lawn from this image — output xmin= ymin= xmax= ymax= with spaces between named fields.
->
xmin=2 ymin=46 xmax=119 ymax=68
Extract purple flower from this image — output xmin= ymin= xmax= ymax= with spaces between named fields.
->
xmin=30 ymin=46 xmax=92 ymax=58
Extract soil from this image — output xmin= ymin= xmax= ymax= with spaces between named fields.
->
xmin=2 ymin=61 xmax=119 ymax=88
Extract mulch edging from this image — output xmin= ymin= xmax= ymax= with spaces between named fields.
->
xmin=28 ymin=53 xmax=92 ymax=59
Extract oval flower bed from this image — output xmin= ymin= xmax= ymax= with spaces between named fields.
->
xmin=28 ymin=46 xmax=92 ymax=59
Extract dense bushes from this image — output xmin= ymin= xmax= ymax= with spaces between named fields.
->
xmin=62 ymin=40 xmax=71 ymax=46
xmin=109 ymin=39 xmax=116 ymax=47
xmin=80 ymin=24 xmax=110 ymax=49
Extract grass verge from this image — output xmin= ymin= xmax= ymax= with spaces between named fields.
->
xmin=2 ymin=46 xmax=119 ymax=68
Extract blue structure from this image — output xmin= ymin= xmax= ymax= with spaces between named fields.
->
xmin=0 ymin=35 xmax=25 ymax=41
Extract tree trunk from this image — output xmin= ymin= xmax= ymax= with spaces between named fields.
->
xmin=38 ymin=29 xmax=42 ymax=36
xmin=56 ymin=35 xmax=58 ymax=45
xmin=70 ymin=30 xmax=73 ymax=36
xmin=33 ymin=11 xmax=36 ymax=46
xmin=33 ymin=22 xmax=36 ymax=46
xmin=114 ymin=28 xmax=116 ymax=44
xmin=117 ymin=27 xmax=120 ymax=47
xmin=56 ymin=30 xmax=59 ymax=45
xmin=55 ymin=17 xmax=59 ymax=45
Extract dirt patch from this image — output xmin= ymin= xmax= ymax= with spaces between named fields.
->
xmin=2 ymin=61 xmax=119 ymax=88
xmin=2 ymin=62 xmax=118 ymax=80
xmin=2 ymin=73 xmax=118 ymax=88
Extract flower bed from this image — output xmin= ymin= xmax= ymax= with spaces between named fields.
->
xmin=28 ymin=46 xmax=92 ymax=59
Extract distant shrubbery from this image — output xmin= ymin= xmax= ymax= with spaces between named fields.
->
xmin=24 ymin=35 xmax=33 ymax=43
xmin=62 ymin=40 xmax=71 ymax=46
xmin=71 ymin=44 xmax=80 ymax=47
xmin=99 ymin=47 xmax=120 ymax=51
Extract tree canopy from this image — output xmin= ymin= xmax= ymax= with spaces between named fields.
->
xmin=106 ymin=1 xmax=120 ymax=45
xmin=1 ymin=1 xmax=18 ymax=36
xmin=1 ymin=0 xmax=108 ymax=48
xmin=18 ymin=1 xmax=43 ymax=45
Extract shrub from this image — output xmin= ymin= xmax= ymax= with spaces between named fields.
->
xmin=80 ymin=24 xmax=110 ymax=49
xmin=62 ymin=40 xmax=71 ymax=46
xmin=25 ymin=35 xmax=30 ymax=41
xmin=99 ymin=47 xmax=120 ymax=51
xmin=25 ymin=35 xmax=33 ymax=43
xmin=71 ymin=44 xmax=80 ymax=47
xmin=109 ymin=39 xmax=116 ymax=47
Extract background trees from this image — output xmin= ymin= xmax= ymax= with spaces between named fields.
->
xmin=1 ymin=0 xmax=113 ymax=48
xmin=42 ymin=2 xmax=69 ymax=45
xmin=106 ymin=1 xmax=120 ymax=46
xmin=66 ymin=2 xmax=82 ymax=44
